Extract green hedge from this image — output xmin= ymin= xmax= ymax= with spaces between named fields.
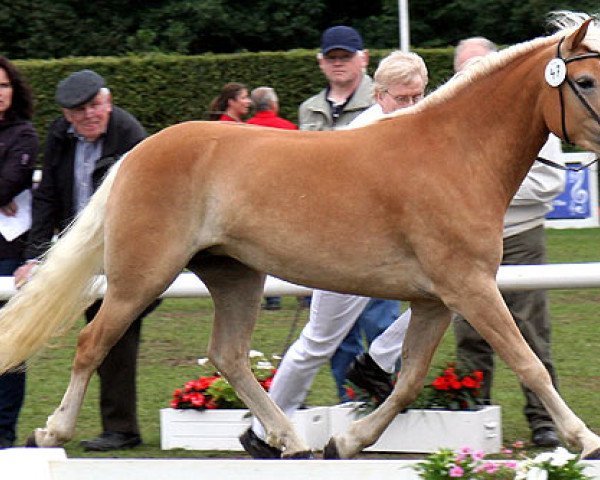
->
xmin=14 ymin=48 xmax=454 ymax=142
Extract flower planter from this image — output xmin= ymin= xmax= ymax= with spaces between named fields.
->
xmin=160 ymin=407 xmax=330 ymax=451
xmin=328 ymin=404 xmax=502 ymax=454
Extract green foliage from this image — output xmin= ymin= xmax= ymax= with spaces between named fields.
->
xmin=11 ymin=47 xmax=454 ymax=156
xmin=1 ymin=0 xmax=599 ymax=59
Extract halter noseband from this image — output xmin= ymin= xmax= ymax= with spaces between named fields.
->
xmin=537 ymin=37 xmax=600 ymax=171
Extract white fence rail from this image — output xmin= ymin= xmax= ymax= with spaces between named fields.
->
xmin=0 ymin=262 xmax=599 ymax=301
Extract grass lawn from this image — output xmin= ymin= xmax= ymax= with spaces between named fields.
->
xmin=15 ymin=227 xmax=600 ymax=458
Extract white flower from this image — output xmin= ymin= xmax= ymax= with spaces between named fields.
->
xmin=516 ymin=460 xmax=533 ymax=480
xmin=249 ymin=350 xmax=264 ymax=358
xmin=197 ymin=357 xmax=210 ymax=366
xmin=527 ymin=466 xmax=549 ymax=480
xmin=550 ymin=447 xmax=576 ymax=467
xmin=533 ymin=452 xmax=554 ymax=464
xmin=256 ymin=361 xmax=274 ymax=370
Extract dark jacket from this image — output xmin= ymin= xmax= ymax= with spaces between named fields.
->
xmin=0 ymin=119 xmax=39 ymax=260
xmin=25 ymin=106 xmax=146 ymax=259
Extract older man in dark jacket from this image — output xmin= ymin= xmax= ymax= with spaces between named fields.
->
xmin=15 ymin=69 xmax=159 ymax=451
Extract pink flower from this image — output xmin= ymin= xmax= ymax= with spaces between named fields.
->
xmin=502 ymin=448 xmax=513 ymax=454
xmin=449 ymin=466 xmax=464 ymax=477
xmin=506 ymin=461 xmax=519 ymax=469
xmin=483 ymin=462 xmax=498 ymax=473
xmin=513 ymin=440 xmax=525 ymax=449
xmin=471 ymin=450 xmax=485 ymax=461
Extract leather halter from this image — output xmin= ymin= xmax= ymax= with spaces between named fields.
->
xmin=537 ymin=37 xmax=600 ymax=171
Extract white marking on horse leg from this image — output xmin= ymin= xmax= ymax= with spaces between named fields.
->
xmin=331 ymin=301 xmax=451 ymax=458
xmin=460 ymin=283 xmax=600 ymax=457
xmin=35 ymin=371 xmax=92 ymax=446
xmin=197 ymin=258 xmax=309 ymax=457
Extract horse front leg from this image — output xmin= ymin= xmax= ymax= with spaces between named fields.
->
xmin=324 ymin=299 xmax=451 ymax=458
xmin=194 ymin=257 xmax=311 ymax=458
xmin=457 ymin=281 xmax=600 ymax=459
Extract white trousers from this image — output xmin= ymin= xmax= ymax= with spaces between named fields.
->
xmin=252 ymin=289 xmax=411 ymax=440
xmin=252 ymin=289 xmax=369 ymax=438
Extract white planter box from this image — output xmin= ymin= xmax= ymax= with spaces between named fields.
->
xmin=160 ymin=407 xmax=329 ymax=451
xmin=328 ymin=404 xmax=502 ymax=454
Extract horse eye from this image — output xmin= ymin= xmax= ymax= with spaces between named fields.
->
xmin=575 ymin=77 xmax=595 ymax=90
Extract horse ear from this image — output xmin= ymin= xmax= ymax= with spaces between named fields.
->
xmin=564 ymin=18 xmax=593 ymax=52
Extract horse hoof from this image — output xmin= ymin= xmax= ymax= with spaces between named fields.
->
xmin=25 ymin=433 xmax=38 ymax=447
xmin=582 ymin=448 xmax=600 ymax=460
xmin=323 ymin=438 xmax=340 ymax=459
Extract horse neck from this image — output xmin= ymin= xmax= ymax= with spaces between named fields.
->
xmin=425 ymin=46 xmax=552 ymax=206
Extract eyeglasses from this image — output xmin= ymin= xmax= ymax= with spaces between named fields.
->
xmin=323 ymin=53 xmax=357 ymax=63
xmin=0 ymin=82 xmax=12 ymax=89
xmin=384 ymin=90 xmax=424 ymax=106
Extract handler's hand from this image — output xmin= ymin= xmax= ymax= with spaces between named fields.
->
xmin=14 ymin=262 xmax=37 ymax=289
xmin=0 ymin=201 xmax=18 ymax=217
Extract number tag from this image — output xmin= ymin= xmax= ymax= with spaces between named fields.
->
xmin=545 ymin=58 xmax=567 ymax=87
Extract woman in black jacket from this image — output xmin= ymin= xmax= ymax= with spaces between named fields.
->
xmin=0 ymin=56 xmax=38 ymax=448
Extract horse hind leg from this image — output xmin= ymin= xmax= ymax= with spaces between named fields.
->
xmin=28 ymin=290 xmax=155 ymax=447
xmin=324 ymin=300 xmax=451 ymax=458
xmin=188 ymin=255 xmax=311 ymax=458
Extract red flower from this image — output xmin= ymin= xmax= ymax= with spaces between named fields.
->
xmin=190 ymin=393 xmax=206 ymax=407
xmin=432 ymin=376 xmax=450 ymax=390
xmin=473 ymin=370 xmax=484 ymax=382
xmin=262 ymin=377 xmax=273 ymax=391
xmin=461 ymin=376 xmax=480 ymax=389
xmin=345 ymin=386 xmax=356 ymax=400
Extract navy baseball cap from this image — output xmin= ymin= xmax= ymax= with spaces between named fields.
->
xmin=55 ymin=69 xmax=105 ymax=109
xmin=321 ymin=26 xmax=364 ymax=55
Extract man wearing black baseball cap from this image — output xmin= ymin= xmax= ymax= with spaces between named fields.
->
xmin=298 ymin=25 xmax=373 ymax=131
xmin=15 ymin=69 xmax=160 ymax=451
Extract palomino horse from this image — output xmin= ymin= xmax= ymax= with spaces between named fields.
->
xmin=0 ymin=12 xmax=599 ymax=459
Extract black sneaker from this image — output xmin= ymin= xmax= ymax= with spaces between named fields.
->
xmin=80 ymin=431 xmax=142 ymax=451
xmin=532 ymin=427 xmax=560 ymax=447
xmin=239 ymin=427 xmax=282 ymax=458
xmin=346 ymin=353 xmax=393 ymax=404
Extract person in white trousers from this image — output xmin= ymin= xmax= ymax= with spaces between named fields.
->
xmin=240 ymin=49 xmax=429 ymax=458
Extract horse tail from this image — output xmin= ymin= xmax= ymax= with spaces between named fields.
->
xmin=0 ymin=156 xmax=124 ymax=373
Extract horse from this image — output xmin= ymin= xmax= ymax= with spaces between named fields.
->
xmin=0 ymin=11 xmax=599 ymax=459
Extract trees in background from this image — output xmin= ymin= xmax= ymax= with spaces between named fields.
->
xmin=0 ymin=0 xmax=597 ymax=59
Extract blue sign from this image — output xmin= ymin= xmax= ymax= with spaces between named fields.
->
xmin=547 ymin=164 xmax=591 ymax=219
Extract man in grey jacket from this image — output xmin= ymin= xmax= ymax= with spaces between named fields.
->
xmin=298 ymin=25 xmax=373 ymax=131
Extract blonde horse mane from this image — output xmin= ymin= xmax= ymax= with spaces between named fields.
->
xmin=360 ymin=11 xmax=600 ymax=129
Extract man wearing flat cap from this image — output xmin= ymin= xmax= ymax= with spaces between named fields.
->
xmin=298 ymin=25 xmax=373 ymax=131
xmin=14 ymin=69 xmax=159 ymax=451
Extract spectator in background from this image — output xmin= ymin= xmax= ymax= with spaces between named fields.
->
xmin=297 ymin=25 xmax=401 ymax=401
xmin=298 ymin=25 xmax=371 ymax=131
xmin=452 ymin=36 xmax=563 ymax=448
xmin=208 ymin=82 xmax=251 ymax=122
xmin=247 ymin=87 xmax=298 ymax=130
xmin=0 ymin=56 xmax=38 ymax=449
xmin=240 ymin=49 xmax=428 ymax=458
xmin=247 ymin=86 xmax=298 ymax=311
xmin=14 ymin=69 xmax=160 ymax=451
